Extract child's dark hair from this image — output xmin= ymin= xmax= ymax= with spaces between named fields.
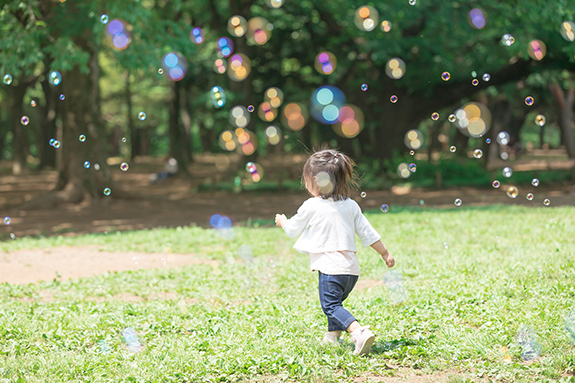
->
xmin=302 ymin=149 xmax=359 ymax=201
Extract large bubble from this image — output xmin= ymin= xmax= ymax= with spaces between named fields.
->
xmin=527 ymin=40 xmax=546 ymax=61
xmin=258 ymin=102 xmax=278 ymax=122
xmin=561 ymin=21 xmax=575 ymax=42
xmin=281 ymin=103 xmax=308 ymax=131
xmin=310 ymin=86 xmax=346 ymax=125
xmin=190 ymin=27 xmax=204 ymax=44
xmin=404 ymin=129 xmax=424 ymax=150
xmin=332 ymin=104 xmax=364 ymax=139
xmin=264 ymin=87 xmax=284 ymax=108
xmin=385 ymin=58 xmax=406 ymax=80
xmin=210 ymin=86 xmax=226 ymax=108
xmin=227 ymin=15 xmax=247 ymax=37
xmin=315 ymin=51 xmax=337 ymax=75
xmin=454 ymin=102 xmax=492 ymax=138
xmin=216 ymin=37 xmax=234 ymax=58
xmin=106 ymin=19 xmax=131 ymax=50
xmin=354 ymin=5 xmax=379 ymax=32
xmin=247 ymin=17 xmax=272 ymax=45
xmin=228 ymin=54 xmax=251 ymax=82
xmin=229 ymin=105 xmax=250 ymax=128
xmin=468 ymin=8 xmax=486 ymax=29
xmin=161 ymin=52 xmax=187 ymax=81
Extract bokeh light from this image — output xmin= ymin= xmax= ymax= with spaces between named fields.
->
xmin=381 ymin=20 xmax=391 ymax=32
xmin=527 ymin=40 xmax=547 ymax=61
xmin=227 ymin=16 xmax=247 ymax=37
xmin=385 ymin=58 xmax=406 ymax=79
xmin=191 ymin=27 xmax=204 ymax=44
xmin=265 ymin=125 xmax=282 ymax=145
xmin=454 ymin=102 xmax=492 ymax=137
xmin=501 ymin=33 xmax=515 ymax=46
xmin=161 ymin=53 xmax=187 ymax=81
xmin=247 ymin=17 xmax=272 ymax=45
xmin=216 ymin=37 xmax=234 ymax=58
xmin=404 ymin=129 xmax=424 ymax=150
xmin=228 ymin=53 xmax=251 ymax=82
xmin=314 ymin=51 xmax=337 ymax=75
xmin=281 ymin=103 xmax=308 ymax=131
xmin=497 ymin=131 xmax=510 ymax=145
xmin=213 ymin=58 xmax=227 ymax=74
xmin=468 ymin=8 xmax=486 ymax=29
xmin=106 ymin=19 xmax=131 ymax=50
xmin=535 ymin=114 xmax=546 ymax=126
xmin=3 ymin=74 xmax=13 ymax=85
xmin=332 ymin=104 xmax=364 ymax=139
xmin=210 ymin=86 xmax=226 ymax=108
xmin=354 ymin=5 xmax=379 ymax=32
xmin=229 ymin=105 xmax=250 ymax=128
xmin=49 ymin=71 xmax=62 ymax=86
xmin=264 ymin=87 xmax=284 ymax=108
xmin=442 ymin=72 xmax=451 ymax=81
xmin=310 ymin=85 xmax=346 ymax=125
xmin=265 ymin=0 xmax=284 ymax=8
xmin=258 ymin=102 xmax=278 ymax=122
xmin=560 ymin=21 xmax=575 ymax=42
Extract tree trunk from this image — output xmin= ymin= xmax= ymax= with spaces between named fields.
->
xmin=10 ymin=81 xmax=29 ymax=175
xmin=549 ymin=83 xmax=575 ymax=158
xmin=37 ymin=72 xmax=58 ymax=169
xmin=125 ymin=70 xmax=138 ymax=160
xmin=168 ymin=81 xmax=190 ymax=176
xmin=181 ymin=86 xmax=194 ymax=163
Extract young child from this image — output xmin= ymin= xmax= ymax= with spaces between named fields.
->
xmin=275 ymin=149 xmax=395 ymax=357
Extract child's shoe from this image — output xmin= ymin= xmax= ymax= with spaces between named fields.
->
xmin=321 ymin=333 xmax=342 ymax=346
xmin=350 ymin=325 xmax=375 ymax=356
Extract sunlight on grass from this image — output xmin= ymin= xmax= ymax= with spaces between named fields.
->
xmin=1 ymin=206 xmax=574 ymax=382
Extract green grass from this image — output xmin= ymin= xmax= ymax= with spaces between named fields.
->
xmin=1 ymin=206 xmax=575 ymax=382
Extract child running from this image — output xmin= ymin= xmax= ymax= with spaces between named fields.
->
xmin=275 ymin=149 xmax=395 ymax=357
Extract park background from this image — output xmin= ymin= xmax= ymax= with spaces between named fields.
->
xmin=1 ymin=0 xmax=575 ymax=382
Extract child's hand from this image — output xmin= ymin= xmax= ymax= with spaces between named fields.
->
xmin=275 ymin=214 xmax=287 ymax=228
xmin=382 ymin=251 xmax=395 ymax=268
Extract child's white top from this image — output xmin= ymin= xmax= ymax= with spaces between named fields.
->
xmin=283 ymin=197 xmax=381 ymax=275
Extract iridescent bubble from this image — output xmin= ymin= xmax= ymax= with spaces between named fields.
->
xmin=227 ymin=15 xmax=248 ymax=37
xmin=471 ymin=71 xmax=477 ymax=78
xmin=84 ymin=161 xmax=90 ymax=169
xmin=9 ymin=233 xmax=15 ymax=240
xmin=448 ymin=114 xmax=456 ymax=122
xmin=525 ymin=96 xmax=534 ymax=106
xmin=565 ymin=307 xmax=575 ymax=343
xmin=503 ymin=167 xmax=513 ymax=178
xmin=543 ymin=199 xmax=551 ymax=206
xmin=450 ymin=146 xmax=456 ymax=153
xmin=3 ymin=217 xmax=11 ymax=225
xmin=431 ymin=112 xmax=439 ymax=121
xmin=49 ymin=71 xmax=62 ymax=86
xmin=53 ymin=140 xmax=61 ymax=148
xmin=380 ymin=20 xmax=391 ymax=32
xmin=190 ymin=27 xmax=204 ymax=44
xmin=486 ymin=138 xmax=491 ymax=144
xmin=532 ymin=178 xmax=540 ymax=187
xmin=213 ymin=58 xmax=227 ymax=74
xmin=397 ymin=163 xmax=411 ymax=179
xmin=404 ymin=129 xmax=424 ymax=150
xmin=497 ymin=131 xmax=510 ymax=145
xmin=310 ymin=85 xmax=346 ymax=125
xmin=472 ymin=79 xmax=479 ymax=86
xmin=30 ymin=100 xmax=37 ymax=107
xmin=49 ymin=139 xmax=56 ymax=146
xmin=506 ymin=186 xmax=518 ymax=198
xmin=361 ymin=83 xmax=368 ymax=91
xmin=3 ymin=74 xmax=13 ymax=85
xmin=409 ymin=150 xmax=415 ymax=156
xmin=59 ymin=94 xmax=65 ymax=101
xmin=20 ymin=116 xmax=29 ymax=125
xmin=79 ymin=135 xmax=86 ymax=142
xmin=216 ymin=37 xmax=234 ymax=58
xmin=120 ymin=162 xmax=129 ymax=171
xmin=468 ymin=8 xmax=486 ymax=29
xmin=354 ymin=5 xmax=379 ymax=32
xmin=380 ymin=204 xmax=389 ymax=213
xmin=527 ymin=39 xmax=547 ymax=61
xmin=409 ymin=0 xmax=416 ymax=4
xmin=228 ymin=53 xmax=251 ymax=82
xmin=535 ymin=114 xmax=546 ymax=127
xmin=473 ymin=149 xmax=483 ymax=159
xmin=383 ymin=269 xmax=408 ymax=303
xmin=122 ymin=137 xmax=126 ymax=143
xmin=409 ymin=163 xmax=417 ymax=172
xmin=314 ymin=51 xmax=337 ymax=75
xmin=360 ymin=191 xmax=367 ymax=198
xmin=94 ymin=163 xmax=100 ymax=170
xmin=245 ymin=162 xmax=257 ymax=174
xmin=482 ymin=73 xmax=491 ymax=82
xmin=247 ymin=17 xmax=273 ymax=45
xmin=103 ymin=188 xmax=111 ymax=196
xmin=492 ymin=180 xmax=500 ymax=188
xmin=390 ymin=95 xmax=398 ymax=103
xmin=100 ymin=14 xmax=109 ymax=24
xmin=516 ymin=324 xmax=542 ymax=362
xmin=526 ymin=193 xmax=534 ymax=201
xmin=158 ymin=68 xmax=164 ymax=74
xmin=210 ymin=86 xmax=226 ymax=108
xmin=454 ymin=198 xmax=462 ymax=207
xmin=385 ymin=58 xmax=406 ymax=80
xmin=442 ymin=72 xmax=451 ymax=81
xmin=502 ymin=33 xmax=515 ymax=46
xmin=122 ymin=328 xmax=143 ymax=353
xmin=138 ymin=112 xmax=146 ymax=121
xmin=560 ymin=21 xmax=575 ymax=42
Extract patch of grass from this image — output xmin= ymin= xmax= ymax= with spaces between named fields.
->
xmin=1 ymin=206 xmax=575 ymax=382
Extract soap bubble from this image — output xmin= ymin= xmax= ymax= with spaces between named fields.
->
xmin=409 ymin=0 xmax=416 ymax=4
xmin=442 ymin=72 xmax=451 ymax=81
xmin=383 ymin=270 xmax=407 ymax=304
xmin=84 ymin=161 xmax=91 ymax=169
xmin=246 ymin=17 xmax=273 ymax=45
xmin=9 ymin=233 xmax=15 ymax=240
xmin=486 ymin=138 xmax=491 ymax=144
xmin=94 ymin=163 xmax=100 ymax=170
xmin=471 ymin=71 xmax=477 ymax=78
xmin=190 ymin=27 xmax=204 ymax=44
xmin=354 ymin=5 xmax=379 ymax=32
xmin=314 ymin=51 xmax=337 ymax=75
xmin=310 ymin=85 xmax=346 ymax=125
xmin=535 ymin=114 xmax=546 ymax=126
xmin=216 ymin=37 xmax=234 ymax=58
xmin=473 ymin=149 xmax=483 ymax=159
xmin=361 ymin=83 xmax=368 ymax=91
xmin=385 ymin=58 xmax=406 ymax=80
xmin=49 ymin=71 xmax=62 ymax=86
xmin=472 ymin=79 xmax=479 ymax=86
xmin=103 ymin=188 xmax=111 ymax=196
xmin=122 ymin=137 xmax=126 ymax=143
xmin=468 ymin=8 xmax=486 ymax=29
xmin=100 ymin=14 xmax=109 ymax=24
xmin=525 ymin=96 xmax=534 ymax=106
xmin=492 ymin=180 xmax=500 ymax=188
xmin=3 ymin=74 xmax=13 ymax=85
xmin=516 ymin=324 xmax=542 ymax=362
xmin=419 ymin=199 xmax=425 ymax=206
xmin=245 ymin=162 xmax=257 ymax=174
xmin=227 ymin=15 xmax=248 ymax=37
xmin=380 ymin=20 xmax=391 ymax=32
xmin=53 ymin=140 xmax=61 ymax=148
xmin=138 ymin=112 xmax=146 ymax=121
xmin=59 ymin=94 xmax=65 ymax=101
xmin=431 ymin=112 xmax=439 ymax=120
xmin=526 ymin=193 xmax=534 ymax=201
xmin=158 ymin=68 xmax=164 ymax=74
xmin=503 ymin=167 xmax=513 ymax=178
xmin=543 ymin=199 xmax=550 ymax=206
xmin=120 ymin=162 xmax=129 ymax=171
xmin=30 ymin=100 xmax=37 ymax=107
xmin=380 ymin=204 xmax=389 ymax=213
xmin=497 ymin=131 xmax=510 ymax=145
xmin=506 ymin=186 xmax=519 ymax=198
xmin=564 ymin=307 xmax=575 ymax=343
xmin=49 ymin=139 xmax=56 ymax=146
xmin=409 ymin=150 xmax=415 ymax=156
xmin=247 ymin=105 xmax=254 ymax=112
xmin=404 ymin=129 xmax=424 ymax=150
xmin=502 ymin=33 xmax=515 ymax=46
xmin=3 ymin=217 xmax=11 ymax=225
xmin=360 ymin=192 xmax=367 ymax=198
xmin=409 ymin=163 xmax=417 ymax=172
xmin=77 ymin=135 xmax=86 ymax=143
xmin=397 ymin=163 xmax=411 ymax=179
xmin=228 ymin=53 xmax=251 ymax=82
xmin=532 ymin=178 xmax=540 ymax=187
xmin=210 ymin=86 xmax=226 ymax=108
xmin=122 ymin=328 xmax=143 ymax=353
xmin=527 ymin=39 xmax=547 ymax=61
xmin=482 ymin=73 xmax=491 ymax=82
xmin=450 ymin=146 xmax=456 ymax=153
xmin=448 ymin=114 xmax=456 ymax=122
xmin=560 ymin=21 xmax=575 ymax=42
xmin=20 ymin=116 xmax=29 ymax=125
xmin=390 ymin=95 xmax=398 ymax=103
xmin=454 ymin=198 xmax=462 ymax=206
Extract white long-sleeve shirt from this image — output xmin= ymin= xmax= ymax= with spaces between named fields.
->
xmin=283 ymin=197 xmax=381 ymax=276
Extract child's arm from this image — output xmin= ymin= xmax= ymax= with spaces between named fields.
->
xmin=275 ymin=214 xmax=287 ymax=228
xmin=370 ymin=240 xmax=395 ymax=268
xmin=275 ymin=202 xmax=311 ymax=238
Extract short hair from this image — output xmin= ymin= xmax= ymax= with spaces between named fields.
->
xmin=302 ymin=149 xmax=359 ymax=201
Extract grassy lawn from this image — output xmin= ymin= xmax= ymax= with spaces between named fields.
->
xmin=1 ymin=205 xmax=575 ymax=382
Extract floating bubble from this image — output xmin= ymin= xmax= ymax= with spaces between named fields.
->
xmin=332 ymin=104 xmax=365 ymax=139
xmin=442 ymin=72 xmax=451 ymax=81
xmin=492 ymin=180 xmax=500 ymax=188
xmin=94 ymin=163 xmax=100 ymax=170
xmin=532 ymin=178 xmax=540 ymax=187
xmin=383 ymin=270 xmax=408 ymax=304
xmin=190 ymin=27 xmax=204 ymax=44
xmin=527 ymin=40 xmax=547 ymax=61
xmin=53 ymin=141 xmax=61 ymax=148
xmin=84 ymin=161 xmax=90 ymax=169
xmin=497 ymin=131 xmax=510 ymax=145
xmin=121 ymin=137 xmax=126 ymax=143
xmin=385 ymin=58 xmax=406 ymax=79
xmin=354 ymin=5 xmax=379 ymax=32
xmin=245 ymin=162 xmax=257 ymax=174
xmin=360 ymin=191 xmax=367 ymax=198
xmin=502 ymin=33 xmax=515 ymax=46
xmin=210 ymin=86 xmax=226 ymax=108
xmin=516 ymin=325 xmax=542 ymax=362
xmin=526 ymin=193 xmax=534 ymax=201
xmin=431 ymin=112 xmax=439 ymax=121
xmin=265 ymin=125 xmax=281 ymax=145
xmin=454 ymin=198 xmax=462 ymax=207
xmin=228 ymin=53 xmax=251 ymax=82
xmin=120 ymin=162 xmax=129 ymax=171
xmin=265 ymin=0 xmax=283 ymax=8
xmin=486 ymin=138 xmax=491 ymax=144
xmin=310 ymin=86 xmax=346 ymax=125
xmin=404 ymin=129 xmax=424 ymax=150
xmin=565 ymin=307 xmax=575 ymax=343
xmin=3 ymin=74 xmax=13 ymax=85
xmin=59 ymin=94 xmax=65 ymax=101
xmin=3 ymin=217 xmax=11 ymax=225
xmin=158 ymin=68 xmax=164 ymax=74
xmin=503 ymin=167 xmax=513 ymax=178
xmin=468 ymin=8 xmax=486 ymax=29
xmin=525 ymin=96 xmax=534 ymax=106
xmin=98 ymin=340 xmax=110 ymax=354
xmin=409 ymin=163 xmax=417 ymax=172
xmin=161 ymin=52 xmax=187 ymax=81
xmin=448 ymin=114 xmax=456 ymax=122
xmin=454 ymin=102 xmax=492 ymax=138
xmin=409 ymin=150 xmax=415 ymax=156
xmin=472 ymin=79 xmax=479 ymax=86
xmin=49 ymin=71 xmax=62 ymax=86
xmin=315 ymin=51 xmax=337 ymax=75
xmin=49 ymin=139 xmax=56 ymax=146
xmin=258 ymin=102 xmax=278 ymax=123
xmin=409 ymin=0 xmax=416 ymax=4
xmin=482 ymin=73 xmax=491 ymax=82
xmin=122 ymin=328 xmax=143 ymax=353
xmin=216 ymin=37 xmax=234 ymax=58
xmin=380 ymin=20 xmax=391 ymax=32
xmin=264 ymin=87 xmax=284 ymax=108
xmin=100 ymin=14 xmax=109 ymax=24
xmin=247 ymin=17 xmax=272 ymax=45
xmin=380 ymin=204 xmax=389 ymax=213
xmin=247 ymin=105 xmax=254 ymax=113
xmin=9 ymin=233 xmax=15 ymax=240
xmin=20 ymin=116 xmax=29 ymax=125
xmin=390 ymin=95 xmax=398 ymax=103
xmin=506 ymin=186 xmax=518 ymax=198
xmin=543 ymin=198 xmax=550 ymax=206
xmin=560 ymin=21 xmax=575 ymax=42
xmin=227 ymin=15 xmax=248 ymax=37
xmin=471 ymin=71 xmax=477 ymax=78
xmin=30 ymin=100 xmax=37 ymax=107
xmin=138 ymin=111 xmax=146 ymax=121
xmin=397 ymin=163 xmax=411 ymax=179
xmin=103 ymin=188 xmax=111 ymax=196
xmin=535 ymin=114 xmax=546 ymax=127
xmin=213 ymin=58 xmax=227 ymax=74
xmin=361 ymin=83 xmax=368 ymax=91
xmin=473 ymin=149 xmax=483 ymax=159
xmin=450 ymin=146 xmax=456 ymax=153
xmin=420 ymin=199 xmax=425 ymax=206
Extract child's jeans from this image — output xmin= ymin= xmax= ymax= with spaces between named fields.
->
xmin=318 ymin=271 xmax=359 ymax=332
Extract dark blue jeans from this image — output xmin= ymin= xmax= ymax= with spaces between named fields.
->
xmin=318 ymin=271 xmax=359 ymax=332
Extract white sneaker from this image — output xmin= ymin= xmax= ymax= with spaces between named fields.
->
xmin=321 ymin=333 xmax=343 ymax=346
xmin=350 ymin=326 xmax=375 ymax=356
